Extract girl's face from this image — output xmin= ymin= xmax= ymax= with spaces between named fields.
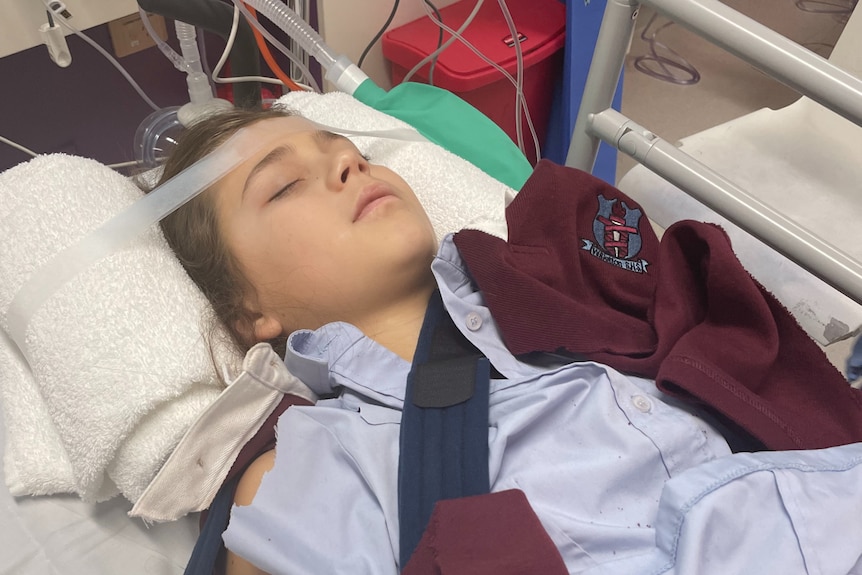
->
xmin=213 ymin=116 xmax=438 ymax=342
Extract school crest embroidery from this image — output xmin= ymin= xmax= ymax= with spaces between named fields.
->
xmin=581 ymin=194 xmax=650 ymax=273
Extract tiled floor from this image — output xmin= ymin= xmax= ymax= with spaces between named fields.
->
xmin=616 ymin=0 xmax=857 ymax=371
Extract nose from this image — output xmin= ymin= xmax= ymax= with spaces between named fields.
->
xmin=330 ymin=149 xmax=370 ymax=190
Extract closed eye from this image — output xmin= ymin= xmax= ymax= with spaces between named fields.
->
xmin=269 ymin=179 xmax=301 ymax=202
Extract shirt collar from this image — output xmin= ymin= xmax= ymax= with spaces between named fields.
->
xmin=431 ymin=234 xmax=475 ymax=291
xmin=285 ymin=322 xmax=412 ymax=406
xmin=283 ymin=236 xmax=484 ymax=404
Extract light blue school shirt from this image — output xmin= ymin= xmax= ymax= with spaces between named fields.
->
xmin=222 ymin=236 xmax=862 ymax=575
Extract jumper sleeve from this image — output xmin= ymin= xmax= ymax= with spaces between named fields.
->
xmin=402 ymin=489 xmax=568 ymax=575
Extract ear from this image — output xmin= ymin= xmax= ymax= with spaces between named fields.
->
xmin=252 ymin=313 xmax=283 ymax=342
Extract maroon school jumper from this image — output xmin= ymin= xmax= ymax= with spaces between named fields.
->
xmin=454 ymin=160 xmax=862 ymax=451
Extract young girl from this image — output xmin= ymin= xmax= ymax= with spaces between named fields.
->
xmin=151 ymin=106 xmax=862 ymax=575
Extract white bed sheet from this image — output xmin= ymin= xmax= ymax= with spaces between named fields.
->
xmin=0 ymin=407 xmax=198 ymax=575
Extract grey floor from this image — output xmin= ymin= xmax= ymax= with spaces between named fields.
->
xmin=616 ymin=0 xmax=857 ymax=369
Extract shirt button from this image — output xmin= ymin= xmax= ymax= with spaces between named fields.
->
xmin=466 ymin=311 xmax=483 ymax=331
xmin=632 ymin=395 xmax=652 ymax=413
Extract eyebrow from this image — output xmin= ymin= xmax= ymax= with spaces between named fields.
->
xmin=240 ymin=130 xmax=347 ymax=198
xmin=242 ymin=144 xmax=294 ymax=198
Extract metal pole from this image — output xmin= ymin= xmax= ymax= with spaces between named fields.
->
xmin=565 ymin=0 xmax=639 ymax=172
xmin=643 ymin=0 xmax=862 ymax=127
xmin=589 ymin=108 xmax=862 ymax=306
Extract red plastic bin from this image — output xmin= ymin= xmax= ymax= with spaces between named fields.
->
xmin=382 ymin=0 xmax=566 ymax=164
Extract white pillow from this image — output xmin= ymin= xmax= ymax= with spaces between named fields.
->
xmin=0 ymin=91 xmax=515 ymax=505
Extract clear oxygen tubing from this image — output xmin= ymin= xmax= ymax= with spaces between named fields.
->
xmin=232 ymin=0 xmax=323 ymax=92
xmin=403 ymin=0 xmax=485 ymax=84
xmin=138 ymin=8 xmax=192 ymax=73
xmin=416 ymin=0 xmax=540 ymax=163
xmin=4 ymin=120 xmax=427 ymax=357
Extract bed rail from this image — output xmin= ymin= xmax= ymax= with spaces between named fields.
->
xmin=565 ymin=0 xmax=862 ymax=306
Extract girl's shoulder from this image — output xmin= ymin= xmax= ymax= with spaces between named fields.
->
xmin=225 ymin=449 xmax=276 ymax=575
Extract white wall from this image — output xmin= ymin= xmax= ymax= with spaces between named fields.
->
xmin=0 ymin=0 xmax=138 ymax=58
xmin=317 ymin=0 xmax=460 ymax=89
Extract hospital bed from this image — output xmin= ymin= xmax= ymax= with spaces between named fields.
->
xmin=1 ymin=1 xmax=861 ymax=573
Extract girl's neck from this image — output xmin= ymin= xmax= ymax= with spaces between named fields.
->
xmin=357 ymin=284 xmax=436 ymax=363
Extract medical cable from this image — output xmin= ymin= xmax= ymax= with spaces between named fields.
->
xmin=0 ymin=135 xmax=38 ymax=158
xmin=1 ymin=133 xmax=141 ymax=171
xmin=106 ymin=160 xmax=144 ymax=170
xmin=232 ymin=0 xmax=322 ymax=92
xmin=417 ymin=0 xmax=538 ymax=159
xmin=416 ymin=0 xmax=540 ymax=162
xmin=358 ymin=0 xmax=400 ymax=69
xmin=2 ymin=129 xmax=148 ymax=171
xmin=213 ymin=5 xmax=290 ymax=88
xmin=356 ymin=0 xmax=443 ymax=84
xmin=633 ymin=12 xmax=700 ymax=85
xmin=496 ymin=0 xmax=528 ymax=161
xmin=40 ymin=0 xmax=161 ymax=111
xmin=242 ymin=3 xmax=309 ymax=91
xmin=402 ymin=0 xmax=484 ymax=84
xmin=424 ymin=0 xmax=444 ymax=86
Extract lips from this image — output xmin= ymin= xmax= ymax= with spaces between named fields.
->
xmin=353 ymin=183 xmax=394 ymax=222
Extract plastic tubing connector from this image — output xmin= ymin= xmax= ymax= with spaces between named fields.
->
xmin=175 ymin=21 xmax=213 ymax=105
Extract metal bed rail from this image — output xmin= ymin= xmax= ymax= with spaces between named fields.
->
xmin=565 ymin=0 xmax=862 ymax=306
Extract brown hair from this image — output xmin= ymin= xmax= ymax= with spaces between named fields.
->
xmin=140 ymin=106 xmax=294 ymax=356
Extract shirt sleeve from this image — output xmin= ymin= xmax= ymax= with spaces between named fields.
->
xmin=222 ymin=408 xmax=399 ymax=575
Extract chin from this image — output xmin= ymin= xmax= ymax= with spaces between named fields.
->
xmin=389 ymin=220 xmax=438 ymax=266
